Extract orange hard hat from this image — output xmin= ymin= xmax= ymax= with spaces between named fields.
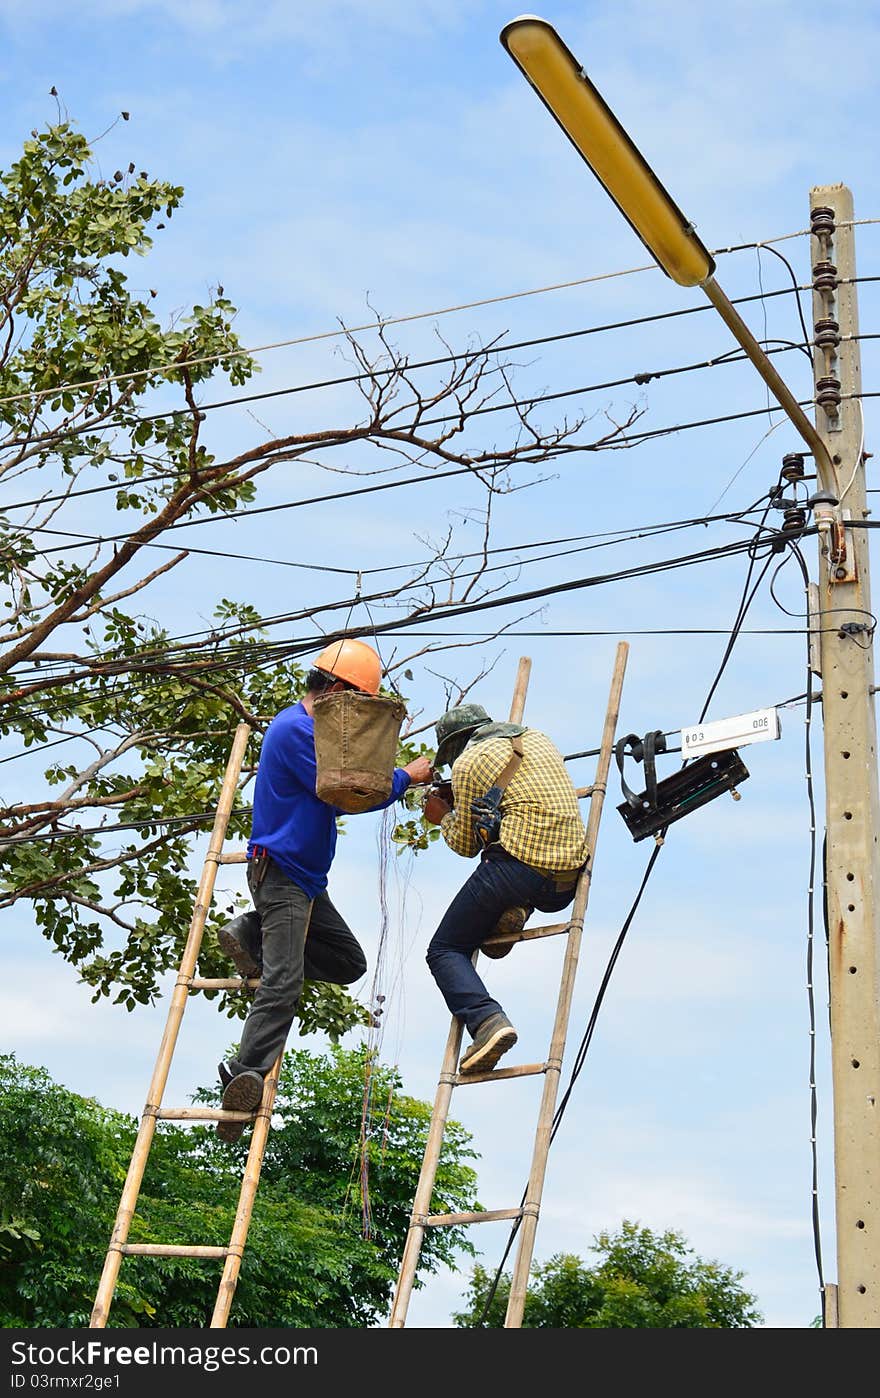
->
xmin=313 ymin=638 xmax=382 ymax=694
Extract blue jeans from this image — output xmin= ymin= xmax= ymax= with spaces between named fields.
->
xmin=426 ymin=846 xmax=578 ymax=1035
xmin=228 ymin=858 xmax=366 ymax=1078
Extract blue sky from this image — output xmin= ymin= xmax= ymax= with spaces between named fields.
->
xmin=3 ymin=0 xmax=880 ymax=1330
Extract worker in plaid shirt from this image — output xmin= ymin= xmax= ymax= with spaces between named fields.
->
xmin=423 ymin=703 xmax=588 ymax=1075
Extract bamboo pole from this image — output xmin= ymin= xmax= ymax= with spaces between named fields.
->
xmin=388 ymin=658 xmax=532 ymax=1328
xmin=425 ymin=1208 xmax=523 ymax=1227
xmin=209 ymin=884 xmax=315 ymax=1328
xmin=155 ymin=1107 xmax=257 ymax=1121
xmin=508 ymin=657 xmax=532 ymax=723
xmin=504 ymin=642 xmax=628 ymax=1327
xmin=89 ymin=722 xmax=251 ymax=1328
xmin=121 ymin=1245 xmax=230 ymax=1259
xmin=452 ymin=1060 xmax=546 ymax=1085
xmin=210 ymin=1047 xmax=285 ymax=1327
xmin=188 ymin=976 xmax=259 ymax=990
xmin=479 ymin=917 xmax=574 ymax=954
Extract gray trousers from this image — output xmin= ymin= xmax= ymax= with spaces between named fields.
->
xmin=227 ymin=857 xmax=367 ymax=1078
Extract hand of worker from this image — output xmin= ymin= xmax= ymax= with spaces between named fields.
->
xmin=402 ymin=754 xmax=433 ymax=786
xmin=423 ymin=791 xmax=452 ymax=825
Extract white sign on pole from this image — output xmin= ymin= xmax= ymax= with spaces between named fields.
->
xmin=680 ymin=706 xmax=780 ymax=757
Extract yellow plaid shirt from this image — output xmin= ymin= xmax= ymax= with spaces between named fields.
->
xmin=440 ymin=728 xmax=589 ymax=873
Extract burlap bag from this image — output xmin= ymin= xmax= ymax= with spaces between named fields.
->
xmin=312 ymin=690 xmax=407 ymax=812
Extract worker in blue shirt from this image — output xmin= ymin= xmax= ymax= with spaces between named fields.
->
xmin=215 ymin=637 xmax=432 ymax=1141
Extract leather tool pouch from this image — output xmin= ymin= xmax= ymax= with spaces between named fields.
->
xmin=250 ymin=846 xmax=271 ymax=888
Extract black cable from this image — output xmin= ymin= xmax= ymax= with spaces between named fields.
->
xmin=5 ymin=380 xmax=819 ymax=567
xmin=16 ymin=501 xmax=762 ymax=573
xmin=780 ymin=538 xmax=825 ymax=1311
xmin=0 ymin=662 xmax=822 ymax=844
xmin=0 ymin=806 xmax=249 ymax=848
xmin=0 ymin=281 xmax=819 ymax=464
xmin=470 ymin=506 xmax=789 ymax=1326
xmin=758 ymin=244 xmax=815 ymax=360
xmin=2 ymin=529 xmax=798 ymax=719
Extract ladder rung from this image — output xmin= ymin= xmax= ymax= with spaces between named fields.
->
xmin=520 ymin=920 xmax=576 ymax=940
xmin=189 ymin=976 xmax=259 ymax=990
xmin=479 ymin=920 xmax=575 ymax=955
xmin=121 ymin=1244 xmax=231 ymax=1258
xmin=156 ymin=1107 xmax=256 ymax=1121
xmin=217 ymin=851 xmax=247 ymax=863
xmin=425 ymin=1207 xmax=524 ymax=1227
xmin=453 ymin=1061 xmax=547 ymax=1085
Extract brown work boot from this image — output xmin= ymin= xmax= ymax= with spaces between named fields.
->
xmin=459 ymin=1013 xmax=518 ymax=1074
xmin=216 ymin=1068 xmax=263 ymax=1143
xmin=217 ymin=912 xmax=262 ymax=979
xmin=480 ymin=905 xmax=532 ymax=959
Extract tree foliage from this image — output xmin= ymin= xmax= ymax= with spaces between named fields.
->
xmin=0 ymin=1046 xmax=479 ymax=1327
xmin=0 ymin=115 xmax=635 ymax=1032
xmin=452 ymin=1221 xmax=763 ymax=1328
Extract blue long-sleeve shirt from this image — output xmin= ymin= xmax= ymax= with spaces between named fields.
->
xmin=247 ymin=700 xmax=411 ymax=899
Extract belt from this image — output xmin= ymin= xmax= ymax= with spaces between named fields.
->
xmin=548 ymin=867 xmax=583 ymax=893
xmin=484 ymin=844 xmax=586 ymax=891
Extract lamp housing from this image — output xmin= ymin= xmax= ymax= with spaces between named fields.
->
xmin=500 ymin=15 xmax=716 ymax=287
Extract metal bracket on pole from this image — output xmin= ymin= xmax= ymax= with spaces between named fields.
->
xmin=829 ymin=512 xmax=858 ymax=585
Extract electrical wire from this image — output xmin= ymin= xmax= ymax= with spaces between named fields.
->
xmin=19 ymin=499 xmax=769 ymax=584
xmin=8 ymin=496 xmax=777 ymax=671
xmin=3 ymin=223 xmax=861 ymax=413
xmin=469 ymin=500 xmax=794 ymax=1326
xmin=837 ymin=397 xmax=866 ymax=506
xmin=0 ymin=285 xmax=812 ymax=465
xmin=774 ymin=537 xmax=826 ymax=1310
xmin=8 ymin=386 xmax=827 ymax=576
xmin=1 ymin=528 xmax=807 ymax=718
xmin=3 ymin=347 xmax=823 ymax=561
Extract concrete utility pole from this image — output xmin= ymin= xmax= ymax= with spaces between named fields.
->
xmin=809 ymin=185 xmax=880 ymax=1326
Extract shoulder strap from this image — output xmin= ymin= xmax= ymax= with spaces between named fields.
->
xmin=469 ymin=735 xmax=525 ymax=849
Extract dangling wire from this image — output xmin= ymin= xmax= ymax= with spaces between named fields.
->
xmin=353 ymin=804 xmax=399 ymax=1238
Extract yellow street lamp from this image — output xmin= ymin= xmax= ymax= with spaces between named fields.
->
xmin=500 ymin=14 xmax=836 ymax=489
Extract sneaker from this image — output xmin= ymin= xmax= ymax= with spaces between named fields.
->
xmin=459 ymin=1013 xmax=518 ymax=1074
xmin=480 ymin=905 xmax=532 ymax=959
xmin=217 ymin=912 xmax=262 ymax=979
xmin=216 ymin=1068 xmax=264 ymax=1143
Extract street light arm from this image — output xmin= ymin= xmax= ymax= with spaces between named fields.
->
xmin=701 ymin=277 xmax=839 ymax=496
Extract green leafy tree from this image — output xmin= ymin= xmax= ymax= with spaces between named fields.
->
xmin=453 ymin=1221 xmax=763 ymax=1328
xmin=0 ymin=115 xmax=634 ymax=1031
xmin=0 ymin=1046 xmax=479 ymax=1327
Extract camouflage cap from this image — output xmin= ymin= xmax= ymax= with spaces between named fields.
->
xmin=434 ymin=703 xmax=493 ymax=767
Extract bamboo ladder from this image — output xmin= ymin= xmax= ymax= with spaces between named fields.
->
xmin=388 ymin=643 xmax=629 ymax=1328
xmin=89 ymin=720 xmax=280 ymax=1329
